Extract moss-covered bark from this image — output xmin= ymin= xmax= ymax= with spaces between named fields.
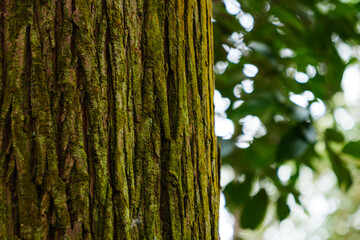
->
xmin=0 ymin=0 xmax=219 ymax=239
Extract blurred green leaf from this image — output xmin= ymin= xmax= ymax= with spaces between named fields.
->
xmin=240 ymin=189 xmax=269 ymax=229
xmin=327 ymin=142 xmax=353 ymax=190
xmin=276 ymin=123 xmax=316 ymax=162
xmin=276 ymin=196 xmax=291 ymax=221
xmin=223 ymin=176 xmax=253 ymax=210
xmin=325 ymin=128 xmax=345 ymax=143
xmin=343 ymin=141 xmax=360 ymax=159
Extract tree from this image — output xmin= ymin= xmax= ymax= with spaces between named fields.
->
xmin=0 ymin=0 xmax=219 ymax=239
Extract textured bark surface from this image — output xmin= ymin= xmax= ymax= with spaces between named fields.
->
xmin=0 ymin=0 xmax=219 ymax=239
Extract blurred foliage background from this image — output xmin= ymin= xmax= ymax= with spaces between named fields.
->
xmin=213 ymin=0 xmax=360 ymax=239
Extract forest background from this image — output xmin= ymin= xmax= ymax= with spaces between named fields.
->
xmin=214 ymin=0 xmax=360 ymax=239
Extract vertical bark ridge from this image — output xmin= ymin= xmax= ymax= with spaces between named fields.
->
xmin=0 ymin=0 xmax=9 ymax=234
xmin=0 ymin=0 xmax=219 ymax=239
xmin=6 ymin=2 xmax=40 ymax=238
xmin=0 ymin=0 xmax=7 ymax=114
xmin=122 ymin=1 xmax=143 ymax=236
xmin=141 ymin=2 xmax=165 ymax=237
xmin=72 ymin=0 xmax=114 ymax=237
xmin=104 ymin=0 xmax=132 ymax=238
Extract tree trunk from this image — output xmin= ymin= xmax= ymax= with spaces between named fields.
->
xmin=0 ymin=0 xmax=219 ymax=239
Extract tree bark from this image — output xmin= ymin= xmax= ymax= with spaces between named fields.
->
xmin=0 ymin=0 xmax=219 ymax=239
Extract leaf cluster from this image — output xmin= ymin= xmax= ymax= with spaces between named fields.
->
xmin=214 ymin=0 xmax=360 ymax=230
